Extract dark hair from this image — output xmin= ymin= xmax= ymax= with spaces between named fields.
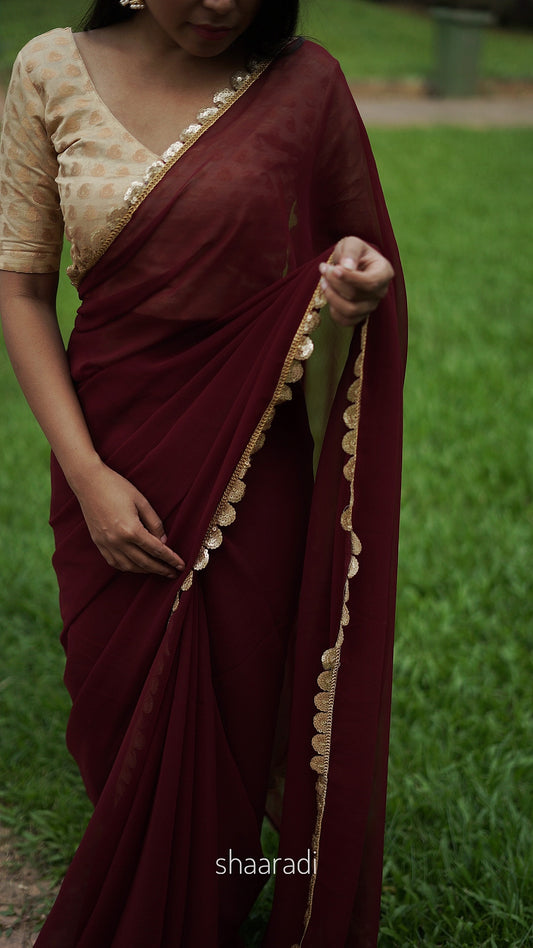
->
xmin=79 ymin=1 xmax=300 ymax=59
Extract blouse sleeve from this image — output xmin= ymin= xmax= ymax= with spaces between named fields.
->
xmin=0 ymin=50 xmax=64 ymax=273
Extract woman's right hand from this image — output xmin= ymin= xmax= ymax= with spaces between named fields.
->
xmin=0 ymin=272 xmax=183 ymax=580
xmin=74 ymin=461 xmax=185 ymax=579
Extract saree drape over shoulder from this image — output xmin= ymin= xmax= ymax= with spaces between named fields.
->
xmin=32 ymin=41 xmax=406 ymax=948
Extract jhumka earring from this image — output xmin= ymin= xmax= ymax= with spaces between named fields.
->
xmin=119 ymin=0 xmax=145 ymax=10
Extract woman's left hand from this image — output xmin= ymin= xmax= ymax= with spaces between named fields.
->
xmin=319 ymin=236 xmax=394 ymax=327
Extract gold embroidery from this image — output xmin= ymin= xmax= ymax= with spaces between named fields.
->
xmin=170 ymin=569 xmax=194 ymax=615
xmin=193 ymin=547 xmax=210 ymax=571
xmin=217 ymin=501 xmax=237 ymax=527
xmin=287 ymin=361 xmax=304 ymax=383
xmin=250 ymin=432 xmax=266 ymax=455
xmin=67 ymin=61 xmax=271 ymax=286
xmin=262 ymin=408 xmax=276 ymax=431
xmin=168 ymin=279 xmax=327 ymax=614
xmin=277 ymin=383 xmax=293 ymax=403
xmin=297 ymin=337 xmax=314 ymax=361
xmin=313 ymin=712 xmax=328 ymax=732
xmin=314 ymin=692 xmax=329 ymax=713
xmin=204 ymin=525 xmax=223 ymax=550
xmin=316 ymin=670 xmax=333 ymax=692
xmin=228 ymin=480 xmax=246 ymax=504
xmin=295 ymin=319 xmax=369 ymax=947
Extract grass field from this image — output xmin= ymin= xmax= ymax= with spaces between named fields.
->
xmin=372 ymin=127 xmax=533 ymax=946
xmin=1 ymin=127 xmax=532 ymax=945
xmin=1 ymin=0 xmax=533 ymax=945
xmin=305 ymin=0 xmax=533 ymax=81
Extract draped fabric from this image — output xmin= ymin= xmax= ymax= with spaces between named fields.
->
xmin=37 ymin=41 xmax=406 ymax=948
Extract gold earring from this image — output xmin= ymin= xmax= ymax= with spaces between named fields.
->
xmin=119 ymin=0 xmax=145 ymax=10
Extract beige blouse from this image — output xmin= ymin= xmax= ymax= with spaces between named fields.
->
xmin=0 ymin=27 xmax=245 ymax=283
xmin=0 ymin=29 xmax=162 ymax=279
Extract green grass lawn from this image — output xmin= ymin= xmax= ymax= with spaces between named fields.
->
xmin=373 ymin=127 xmax=533 ymax=946
xmin=1 ymin=0 xmax=533 ymax=82
xmin=305 ymin=0 xmax=533 ymax=80
xmin=1 ymin=127 xmax=532 ymax=945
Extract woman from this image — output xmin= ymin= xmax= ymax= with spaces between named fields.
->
xmin=0 ymin=1 xmax=406 ymax=945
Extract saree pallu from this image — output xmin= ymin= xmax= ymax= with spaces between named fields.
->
xmin=39 ymin=42 xmax=406 ymax=948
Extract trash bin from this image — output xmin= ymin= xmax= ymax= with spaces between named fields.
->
xmin=431 ymin=6 xmax=495 ymax=96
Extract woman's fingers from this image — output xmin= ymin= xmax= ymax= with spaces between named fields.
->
xmin=96 ymin=524 xmax=184 ymax=577
xmin=76 ymin=462 xmax=186 ymax=577
xmin=135 ymin=492 xmax=166 ymax=540
xmin=136 ymin=533 xmax=185 ymax=574
xmin=320 ymin=236 xmax=395 ymax=327
xmin=105 ymin=543 xmax=182 ymax=578
xmin=320 ymin=282 xmax=379 ymax=326
xmin=102 ymin=520 xmax=185 ymax=576
xmin=323 ymin=260 xmax=393 ymax=301
xmin=135 ymin=494 xmax=186 ymax=570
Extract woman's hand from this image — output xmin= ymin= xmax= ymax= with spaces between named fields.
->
xmin=0 ymin=272 xmax=182 ymax=580
xmin=319 ymin=236 xmax=394 ymax=327
xmin=74 ymin=461 xmax=185 ymax=579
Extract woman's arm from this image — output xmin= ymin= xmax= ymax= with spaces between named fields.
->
xmin=0 ymin=271 xmax=184 ymax=578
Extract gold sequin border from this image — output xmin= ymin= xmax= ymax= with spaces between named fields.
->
xmin=114 ymin=264 xmax=328 ymax=804
xmin=68 ymin=61 xmax=271 ymax=287
xmin=292 ymin=318 xmax=369 ymax=948
xmin=169 ymin=282 xmax=327 ymax=615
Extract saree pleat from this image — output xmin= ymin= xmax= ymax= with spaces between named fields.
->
xmin=43 ymin=263 xmax=323 ymax=945
xmin=265 ymin=293 xmax=403 ymax=948
xmin=36 ymin=39 xmax=406 ymax=948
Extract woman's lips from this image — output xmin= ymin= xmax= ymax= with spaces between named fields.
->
xmin=190 ymin=24 xmax=234 ymax=41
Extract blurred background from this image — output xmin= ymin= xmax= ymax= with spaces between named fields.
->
xmin=1 ymin=2 xmax=532 ymax=946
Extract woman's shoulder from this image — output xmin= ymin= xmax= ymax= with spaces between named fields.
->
xmin=283 ymin=38 xmax=342 ymax=72
xmin=13 ymin=28 xmax=74 ymax=80
xmin=273 ymin=38 xmax=344 ymax=89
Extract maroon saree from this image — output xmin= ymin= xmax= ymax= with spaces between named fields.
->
xmin=39 ymin=41 xmax=406 ymax=948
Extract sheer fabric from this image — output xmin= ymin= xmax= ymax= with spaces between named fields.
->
xmin=10 ymin=39 xmax=407 ymax=948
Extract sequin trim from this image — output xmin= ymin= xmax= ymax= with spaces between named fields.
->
xmin=67 ymin=61 xmax=270 ymax=287
xmin=295 ymin=319 xmax=369 ymax=947
xmin=168 ymin=282 xmax=327 ymax=615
